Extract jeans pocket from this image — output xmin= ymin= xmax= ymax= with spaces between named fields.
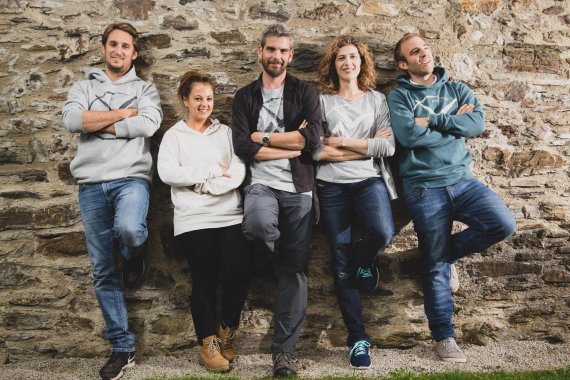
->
xmin=404 ymin=188 xmax=426 ymax=206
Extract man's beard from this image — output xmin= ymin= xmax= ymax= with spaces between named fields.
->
xmin=261 ymin=58 xmax=287 ymax=78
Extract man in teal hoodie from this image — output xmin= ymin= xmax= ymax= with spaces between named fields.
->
xmin=387 ymin=33 xmax=515 ymax=363
xmin=62 ymin=22 xmax=162 ymax=380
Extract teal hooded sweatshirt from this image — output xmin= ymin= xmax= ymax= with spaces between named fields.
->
xmin=387 ymin=67 xmax=485 ymax=195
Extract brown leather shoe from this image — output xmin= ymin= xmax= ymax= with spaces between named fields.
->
xmin=217 ymin=323 xmax=238 ymax=362
xmin=199 ymin=335 xmax=230 ymax=372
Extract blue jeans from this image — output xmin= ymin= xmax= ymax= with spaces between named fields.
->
xmin=404 ymin=179 xmax=516 ymax=341
xmin=78 ymin=178 xmax=150 ymax=352
xmin=317 ymin=177 xmax=394 ymax=346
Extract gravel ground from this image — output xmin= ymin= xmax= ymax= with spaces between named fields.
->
xmin=2 ymin=341 xmax=569 ymax=379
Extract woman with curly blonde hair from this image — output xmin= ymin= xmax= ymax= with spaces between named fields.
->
xmin=313 ymin=35 xmax=397 ymax=369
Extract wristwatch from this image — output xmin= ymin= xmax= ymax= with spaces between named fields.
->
xmin=262 ymin=132 xmax=270 ymax=146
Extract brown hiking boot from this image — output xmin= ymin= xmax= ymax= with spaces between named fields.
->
xmin=217 ymin=323 xmax=238 ymax=362
xmin=199 ymin=335 xmax=230 ymax=372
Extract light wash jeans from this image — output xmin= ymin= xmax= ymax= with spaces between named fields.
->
xmin=78 ymin=178 xmax=150 ymax=352
xmin=317 ymin=177 xmax=394 ymax=346
xmin=404 ymin=179 xmax=516 ymax=341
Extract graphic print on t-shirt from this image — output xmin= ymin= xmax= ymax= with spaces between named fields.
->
xmin=257 ymin=87 xmax=285 ymax=133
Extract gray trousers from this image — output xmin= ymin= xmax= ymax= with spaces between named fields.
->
xmin=242 ymin=183 xmax=313 ymax=354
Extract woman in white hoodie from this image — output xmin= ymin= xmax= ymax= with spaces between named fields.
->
xmin=157 ymin=71 xmax=250 ymax=373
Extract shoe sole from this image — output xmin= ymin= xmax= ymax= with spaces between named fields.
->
xmin=199 ymin=358 xmax=230 ymax=373
xmin=440 ymin=357 xmax=467 ymax=363
xmin=106 ymin=361 xmax=135 ymax=380
xmin=350 ymin=364 xmax=371 ymax=370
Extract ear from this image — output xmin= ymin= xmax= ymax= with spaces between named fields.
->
xmin=101 ymin=44 xmax=105 ymax=56
xmin=258 ymin=46 xmax=263 ymax=61
xmin=397 ymin=60 xmax=408 ymax=71
xmin=288 ymin=48 xmax=294 ymax=62
xmin=131 ymin=50 xmax=138 ymax=61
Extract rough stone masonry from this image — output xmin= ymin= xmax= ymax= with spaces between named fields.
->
xmin=0 ymin=0 xmax=568 ymax=364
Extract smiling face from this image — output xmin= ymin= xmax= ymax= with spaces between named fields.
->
xmin=397 ymin=35 xmax=434 ymax=82
xmin=258 ymin=36 xmax=294 ymax=78
xmin=102 ymin=29 xmax=138 ymax=76
xmin=334 ymin=44 xmax=361 ymax=83
xmin=183 ymin=82 xmax=214 ymax=123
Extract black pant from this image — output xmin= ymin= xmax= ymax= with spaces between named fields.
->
xmin=177 ymin=224 xmax=251 ymax=342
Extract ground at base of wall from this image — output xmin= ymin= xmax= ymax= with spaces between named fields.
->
xmin=1 ymin=340 xmax=568 ymax=380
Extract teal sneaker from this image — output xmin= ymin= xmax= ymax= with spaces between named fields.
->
xmin=349 ymin=340 xmax=371 ymax=369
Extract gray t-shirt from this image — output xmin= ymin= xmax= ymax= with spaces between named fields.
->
xmin=317 ymin=91 xmax=387 ymax=183
xmin=250 ymin=87 xmax=296 ymax=193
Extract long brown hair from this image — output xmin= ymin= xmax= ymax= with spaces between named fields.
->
xmin=318 ymin=35 xmax=377 ymax=94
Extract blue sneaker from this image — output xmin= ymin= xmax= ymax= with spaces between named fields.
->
xmin=357 ymin=266 xmax=379 ymax=293
xmin=349 ymin=340 xmax=371 ymax=369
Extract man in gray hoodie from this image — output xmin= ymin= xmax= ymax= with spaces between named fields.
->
xmin=62 ymin=22 xmax=162 ymax=380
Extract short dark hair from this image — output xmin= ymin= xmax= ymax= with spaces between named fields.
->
xmin=102 ymin=22 xmax=141 ymax=53
xmin=177 ymin=71 xmax=213 ymax=103
xmin=393 ymin=32 xmax=420 ymax=64
xmin=260 ymin=24 xmax=295 ymax=49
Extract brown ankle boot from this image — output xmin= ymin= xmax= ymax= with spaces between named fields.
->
xmin=217 ymin=323 xmax=238 ymax=362
xmin=199 ymin=335 xmax=229 ymax=372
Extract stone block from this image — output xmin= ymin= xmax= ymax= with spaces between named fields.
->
xmin=2 ymin=117 xmax=48 ymax=136
xmin=507 ymin=150 xmax=565 ymax=176
xmin=0 ymin=264 xmax=40 ymax=288
xmin=0 ymin=203 xmax=79 ymax=231
xmin=468 ymin=261 xmax=542 ymax=277
xmin=0 ymin=141 xmax=34 ymax=164
xmin=302 ymin=3 xmax=343 ymax=20
xmin=55 ymin=314 xmax=95 ymax=332
xmin=57 ymin=162 xmax=75 ymax=185
xmin=210 ymin=30 xmax=245 ymax=45
xmin=289 ymin=43 xmax=324 ymax=73
xmin=1 ymin=189 xmax=42 ymax=199
xmin=113 ymin=0 xmax=154 ymax=20
xmin=539 ymin=202 xmax=566 ymax=221
xmin=35 ymin=231 xmax=86 ymax=257
xmin=503 ymin=44 xmax=563 ymax=74
xmin=140 ymin=34 xmax=171 ymax=50
xmin=8 ymin=287 xmax=70 ymax=307
xmin=150 ymin=315 xmax=188 ymax=335
xmin=514 ymin=252 xmax=553 ymax=261
xmin=0 ymin=0 xmax=27 ymax=13
xmin=4 ymin=312 xmax=52 ymax=330
xmin=542 ymin=6 xmax=564 ymax=15
xmin=542 ymin=270 xmax=570 ymax=283
xmin=248 ymin=3 xmax=290 ymax=22
xmin=457 ymin=0 xmax=502 ymax=14
xmin=356 ymin=1 xmax=399 ymax=17
xmin=160 ymin=15 xmax=198 ymax=31
xmin=504 ymin=81 xmax=530 ymax=102
xmin=164 ymin=47 xmax=211 ymax=60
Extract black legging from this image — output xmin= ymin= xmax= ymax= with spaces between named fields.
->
xmin=177 ymin=224 xmax=252 ymax=343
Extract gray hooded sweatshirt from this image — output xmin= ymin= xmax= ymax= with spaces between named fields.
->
xmin=62 ymin=66 xmax=163 ymax=183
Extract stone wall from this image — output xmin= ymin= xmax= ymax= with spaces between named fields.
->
xmin=0 ymin=0 xmax=569 ymax=364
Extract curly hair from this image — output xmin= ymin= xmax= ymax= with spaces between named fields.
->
xmin=318 ymin=35 xmax=377 ymax=94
